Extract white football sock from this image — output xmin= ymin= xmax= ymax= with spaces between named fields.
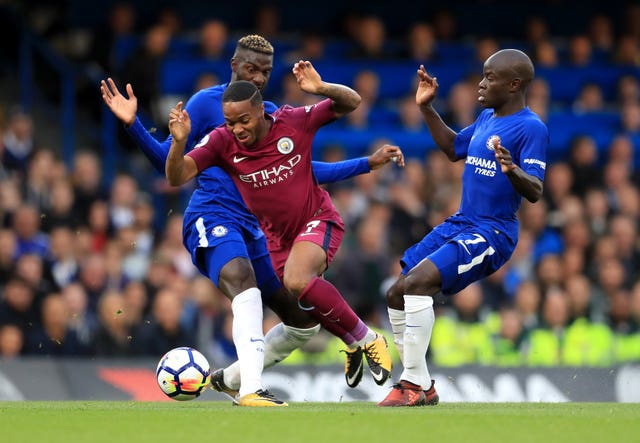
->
xmin=225 ymin=323 xmax=320 ymax=389
xmin=400 ymin=295 xmax=434 ymax=389
xmin=353 ymin=329 xmax=378 ymax=348
xmin=388 ymin=307 xmax=406 ymax=364
xmin=231 ymin=287 xmax=264 ymax=397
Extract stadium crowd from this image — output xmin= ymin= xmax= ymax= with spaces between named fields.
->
xmin=0 ymin=2 xmax=639 ymax=369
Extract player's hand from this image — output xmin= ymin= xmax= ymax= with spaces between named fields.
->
xmin=168 ymin=102 xmax=191 ymax=144
xmin=292 ymin=60 xmax=323 ymax=94
xmin=368 ymin=144 xmax=405 ymax=170
xmin=416 ymin=65 xmax=438 ymax=109
xmin=100 ymin=78 xmax=137 ymax=126
xmin=493 ymin=137 xmax=516 ymax=174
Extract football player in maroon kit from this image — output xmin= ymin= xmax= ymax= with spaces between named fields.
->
xmin=166 ymin=60 xmax=403 ymax=392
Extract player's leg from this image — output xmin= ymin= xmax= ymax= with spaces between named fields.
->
xmin=212 ymin=234 xmax=320 ymax=397
xmin=187 ymin=216 xmax=284 ymax=406
xmin=282 ymin=221 xmax=392 ymax=387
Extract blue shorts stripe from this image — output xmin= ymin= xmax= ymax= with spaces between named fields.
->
xmin=322 ymin=222 xmax=332 ymax=251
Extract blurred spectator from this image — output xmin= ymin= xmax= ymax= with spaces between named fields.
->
xmin=608 ymin=214 xmax=640 ymax=284
xmin=443 ymin=79 xmax=479 ymax=130
xmin=89 ymin=1 xmax=137 ymax=74
xmin=47 ymin=226 xmax=78 ymax=288
xmin=567 ymin=34 xmax=594 ymax=66
xmin=155 ymin=7 xmax=182 ymax=37
xmin=108 ymin=173 xmax=139 ymax=230
xmin=78 ymin=252 xmax=109 ymax=310
xmin=41 ymin=178 xmax=78 ymax=233
xmin=527 ymin=77 xmax=551 ymax=121
xmin=279 ymin=72 xmax=315 ymax=107
xmin=197 ymin=19 xmax=228 ymax=60
xmin=519 ymin=199 xmax=563 ymax=264
xmin=524 ymin=15 xmax=550 ymax=49
xmin=284 ymin=31 xmax=326 ymax=64
xmin=86 ymin=200 xmax=112 ymax=254
xmin=490 ymin=305 xmax=527 ymax=366
xmin=584 ymin=187 xmax=610 ymax=236
xmin=22 ymin=148 xmax=61 ymax=209
xmin=1 ymin=109 xmax=35 ymax=175
xmin=432 ymin=9 xmax=458 ymax=41
xmin=572 ymin=82 xmax=606 ymax=113
xmin=91 ymin=289 xmax=136 ymax=356
xmin=397 ymin=94 xmax=425 ymax=131
xmin=24 ymin=293 xmax=89 ymax=356
xmin=254 ymin=4 xmax=280 ymax=39
xmin=0 ymin=229 xmax=17 ymax=283
xmin=71 ymin=150 xmax=108 ymax=222
xmin=0 ymin=276 xmax=39 ymax=335
xmin=349 ymin=15 xmax=396 ymax=59
xmin=11 ymin=204 xmax=49 ymax=259
xmin=568 ymin=135 xmax=601 ymax=197
xmin=533 ymin=40 xmax=560 ymax=69
xmin=193 ymin=72 xmax=220 ymax=92
xmin=61 ymin=282 xmax=97 ymax=348
xmin=135 ymin=287 xmax=196 ymax=355
xmin=403 ymin=22 xmax=437 ymax=62
xmin=543 ymin=162 xmax=574 ymax=216
xmin=526 ymin=288 xmax=570 ymax=366
xmin=121 ymin=24 xmax=171 ymax=124
xmin=430 ymin=282 xmax=493 ymax=366
xmin=620 ymin=101 xmax=640 ymax=133
xmin=614 ymin=35 xmax=640 ymax=66
xmin=616 ymin=74 xmax=640 ymax=107
xmin=344 ymin=70 xmax=380 ymax=128
xmin=0 ymin=324 xmax=24 ymax=358
xmin=588 ymin=13 xmax=615 ymax=55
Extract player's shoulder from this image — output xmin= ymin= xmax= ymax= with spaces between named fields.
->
xmin=519 ymin=108 xmax=549 ymax=134
xmin=188 ymin=84 xmax=226 ymax=105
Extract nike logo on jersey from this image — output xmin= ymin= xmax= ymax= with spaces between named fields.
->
xmin=299 ymin=232 xmax=319 ymax=237
xmin=233 ymin=155 xmax=248 ymax=163
xmin=250 ymin=337 xmax=265 ymax=343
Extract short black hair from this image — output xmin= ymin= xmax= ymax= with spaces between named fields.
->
xmin=222 ymin=80 xmax=262 ymax=106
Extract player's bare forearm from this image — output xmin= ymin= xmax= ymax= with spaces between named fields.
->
xmin=420 ymin=104 xmax=458 ymax=161
xmin=318 ymin=83 xmax=361 ymax=117
xmin=165 ymin=140 xmax=191 ymax=186
xmin=505 ymin=167 xmax=543 ymax=202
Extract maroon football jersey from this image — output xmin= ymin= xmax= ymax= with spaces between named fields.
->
xmin=188 ymin=98 xmax=344 ymax=247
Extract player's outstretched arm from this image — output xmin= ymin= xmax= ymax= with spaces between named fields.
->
xmin=415 ymin=65 xmax=458 ymax=161
xmin=312 ymin=145 xmax=404 ymax=184
xmin=100 ymin=77 xmax=171 ymax=173
xmin=292 ymin=60 xmax=361 ymax=117
xmin=166 ymin=102 xmax=199 ymax=186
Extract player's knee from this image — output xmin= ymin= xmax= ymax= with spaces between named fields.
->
xmin=282 ymin=274 xmax=309 ymax=297
xmin=385 ymin=279 xmax=405 ymax=310
xmin=404 ymin=272 xmax=437 ymax=295
xmin=219 ymin=258 xmax=257 ymax=294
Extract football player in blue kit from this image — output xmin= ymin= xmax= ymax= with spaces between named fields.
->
xmin=379 ymin=49 xmax=548 ymax=406
xmin=101 ymin=35 xmax=402 ymax=406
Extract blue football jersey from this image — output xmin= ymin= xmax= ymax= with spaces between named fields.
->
xmin=453 ymin=108 xmax=548 ymax=242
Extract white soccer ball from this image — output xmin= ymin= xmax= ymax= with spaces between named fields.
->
xmin=156 ymin=347 xmax=211 ymax=401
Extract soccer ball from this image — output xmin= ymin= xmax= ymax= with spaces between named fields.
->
xmin=156 ymin=347 xmax=212 ymax=401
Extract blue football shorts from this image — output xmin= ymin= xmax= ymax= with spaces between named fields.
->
xmin=400 ymin=218 xmax=514 ymax=295
xmin=182 ymin=212 xmax=282 ymax=298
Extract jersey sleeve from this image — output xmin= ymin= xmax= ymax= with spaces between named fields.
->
xmin=125 ymin=117 xmax=170 ymax=173
xmin=453 ymin=122 xmax=476 ymax=159
xmin=293 ymin=99 xmax=336 ymax=132
xmin=517 ymin=120 xmax=548 ymax=181
xmin=124 ymin=89 xmax=223 ymax=173
xmin=186 ymin=129 xmax=225 ymax=172
xmin=312 ymin=157 xmax=370 ymax=184
xmin=184 ymin=89 xmax=225 ymax=150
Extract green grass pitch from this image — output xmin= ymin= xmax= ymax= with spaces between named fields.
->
xmin=1 ymin=402 xmax=638 ymax=443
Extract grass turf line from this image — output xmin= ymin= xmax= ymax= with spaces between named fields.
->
xmin=1 ymin=402 xmax=638 ymax=443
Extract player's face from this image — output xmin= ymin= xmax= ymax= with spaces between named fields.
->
xmin=232 ymin=50 xmax=273 ymax=92
xmin=478 ymin=60 xmax=512 ymax=109
xmin=223 ymin=99 xmax=267 ymax=147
